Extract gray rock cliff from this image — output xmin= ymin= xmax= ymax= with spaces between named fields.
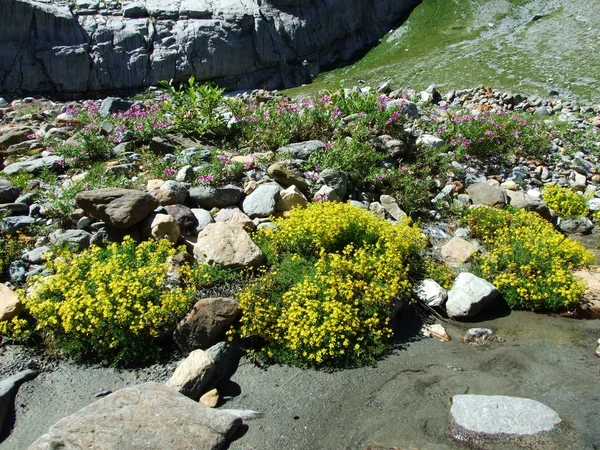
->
xmin=0 ymin=0 xmax=419 ymax=96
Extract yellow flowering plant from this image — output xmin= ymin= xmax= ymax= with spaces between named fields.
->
xmin=235 ymin=202 xmax=426 ymax=368
xmin=467 ymin=207 xmax=594 ymax=311
xmin=22 ymin=237 xmax=200 ymax=365
xmin=542 ymin=184 xmax=588 ymax=218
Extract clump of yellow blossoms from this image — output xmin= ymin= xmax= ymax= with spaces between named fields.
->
xmin=542 ymin=184 xmax=588 ymax=218
xmin=22 ymin=237 xmax=198 ymax=364
xmin=467 ymin=207 xmax=593 ymax=311
xmin=235 ymin=202 xmax=426 ymax=368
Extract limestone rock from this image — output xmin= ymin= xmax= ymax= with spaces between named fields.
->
xmin=446 ymin=272 xmax=501 ymax=318
xmin=441 ymin=237 xmax=479 ymax=263
xmin=0 ymin=283 xmax=22 ymax=322
xmin=75 ymin=188 xmax=159 ymax=228
xmin=166 ymin=350 xmax=216 ymax=400
xmin=28 ymin=382 xmax=241 ymax=450
xmin=174 ymin=297 xmax=240 ymax=353
xmin=194 ymin=222 xmax=264 ymax=269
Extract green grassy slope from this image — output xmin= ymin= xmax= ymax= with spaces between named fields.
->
xmin=288 ymin=0 xmax=600 ymax=102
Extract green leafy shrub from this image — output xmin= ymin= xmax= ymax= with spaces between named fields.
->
xmin=542 ymin=184 xmax=588 ymax=218
xmin=235 ymin=202 xmax=426 ymax=368
xmin=22 ymin=237 xmax=198 ymax=364
xmin=0 ymin=233 xmax=26 ymax=277
xmin=467 ymin=207 xmax=594 ymax=311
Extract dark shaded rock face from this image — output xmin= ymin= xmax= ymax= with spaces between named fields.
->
xmin=0 ymin=0 xmax=419 ymax=97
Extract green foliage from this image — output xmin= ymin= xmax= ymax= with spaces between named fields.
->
xmin=468 ymin=207 xmax=594 ymax=311
xmin=22 ymin=238 xmax=199 ymax=365
xmin=542 ymin=184 xmax=588 ymax=218
xmin=0 ymin=171 xmax=35 ymax=190
xmin=0 ymin=233 xmax=25 ymax=277
xmin=160 ymin=78 xmax=227 ymax=139
xmin=235 ymin=202 xmax=426 ymax=368
xmin=58 ymin=125 xmax=113 ymax=169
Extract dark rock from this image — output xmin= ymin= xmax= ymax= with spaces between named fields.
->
xmin=0 ymin=369 xmax=38 ymax=434
xmin=189 ymin=185 xmax=243 ymax=209
xmin=0 ymin=178 xmax=20 ymax=203
xmin=164 ymin=204 xmax=198 ymax=236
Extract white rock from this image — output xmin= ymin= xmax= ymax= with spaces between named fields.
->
xmin=166 ymin=349 xmax=215 ymax=401
xmin=413 ymin=279 xmax=447 ymax=307
xmin=446 ymin=273 xmax=500 ymax=318
xmin=194 ymin=222 xmax=264 ymax=269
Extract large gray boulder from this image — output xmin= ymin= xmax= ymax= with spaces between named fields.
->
xmin=0 ymin=0 xmax=419 ymax=95
xmin=466 ymin=183 xmax=508 ymax=207
xmin=446 ymin=272 xmax=501 ymax=318
xmin=27 ymin=382 xmax=241 ymax=450
xmin=2 ymin=156 xmax=65 ymax=175
xmin=75 ymin=188 xmax=159 ymax=228
xmin=189 ymin=185 xmax=243 ymax=209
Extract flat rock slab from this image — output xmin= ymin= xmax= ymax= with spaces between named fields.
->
xmin=450 ymin=394 xmax=561 ymax=439
xmin=28 ymin=382 xmax=241 ymax=450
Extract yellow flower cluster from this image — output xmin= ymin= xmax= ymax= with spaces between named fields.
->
xmin=237 ymin=202 xmax=425 ymax=367
xmin=0 ymin=316 xmax=33 ymax=342
xmin=542 ymin=184 xmax=588 ymax=218
xmin=23 ymin=237 xmax=195 ymax=363
xmin=469 ymin=208 xmax=593 ymax=311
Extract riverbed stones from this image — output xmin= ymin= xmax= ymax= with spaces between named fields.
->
xmin=194 ymin=222 xmax=264 ymax=269
xmin=0 ymin=283 xmax=22 ymax=321
xmin=0 ymin=179 xmax=20 ymax=203
xmin=413 ymin=279 xmax=447 ymax=307
xmin=242 ymin=182 xmax=282 ymax=218
xmin=446 ymin=273 xmax=501 ymax=318
xmin=166 ymin=350 xmax=216 ymax=400
xmin=441 ymin=237 xmax=478 ymax=263
xmin=174 ymin=297 xmax=240 ymax=353
xmin=75 ymin=188 xmax=159 ymax=228
xmin=27 ymin=382 xmax=241 ymax=450
xmin=450 ymin=394 xmax=561 ymax=439
xmin=466 ymin=183 xmax=508 ymax=206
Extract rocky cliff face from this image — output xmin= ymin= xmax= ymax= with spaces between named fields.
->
xmin=0 ymin=0 xmax=419 ymax=97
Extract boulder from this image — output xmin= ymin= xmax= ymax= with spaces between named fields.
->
xmin=267 ymin=162 xmax=309 ymax=192
xmin=142 ymin=213 xmax=181 ymax=243
xmin=0 ymin=283 xmax=22 ymax=321
xmin=174 ymin=297 xmax=240 ymax=353
xmin=314 ymin=185 xmax=341 ymax=203
xmin=206 ymin=342 xmax=243 ymax=386
xmin=446 ymin=272 xmax=501 ymax=318
xmin=466 ymin=183 xmax=508 ymax=207
xmin=505 ymin=190 xmax=551 ymax=221
xmin=0 ymin=126 xmax=33 ymax=149
xmin=2 ymin=156 xmax=65 ymax=175
xmin=48 ymin=229 xmax=92 ymax=251
xmin=189 ymin=185 xmax=243 ymax=209
xmin=164 ymin=204 xmax=198 ymax=236
xmin=28 ymin=382 xmax=241 ymax=450
xmin=194 ymin=222 xmax=264 ymax=269
xmin=242 ymin=182 xmax=282 ymax=219
xmin=191 ymin=208 xmax=215 ymax=233
xmin=558 ymin=217 xmax=594 ymax=235
xmin=441 ymin=237 xmax=479 ymax=263
xmin=318 ymin=169 xmax=349 ymax=200
xmin=450 ymin=394 xmax=561 ymax=440
xmin=75 ymin=188 xmax=159 ymax=228
xmin=276 ymin=185 xmax=308 ymax=211
xmin=22 ymin=246 xmax=51 ymax=264
xmin=413 ymin=279 xmax=447 ymax=307
xmin=0 ymin=215 xmax=35 ymax=234
xmin=166 ymin=350 xmax=216 ymax=400
xmin=0 ymin=178 xmax=20 ymax=203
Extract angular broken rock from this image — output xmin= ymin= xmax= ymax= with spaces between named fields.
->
xmin=174 ymin=297 xmax=240 ymax=353
xmin=194 ymin=222 xmax=264 ymax=269
xmin=0 ymin=283 xmax=23 ymax=321
xmin=75 ymin=188 xmax=159 ymax=228
xmin=166 ymin=349 xmax=215 ymax=401
xmin=28 ymin=382 xmax=241 ymax=450
xmin=446 ymin=272 xmax=501 ymax=318
xmin=450 ymin=394 xmax=561 ymax=439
